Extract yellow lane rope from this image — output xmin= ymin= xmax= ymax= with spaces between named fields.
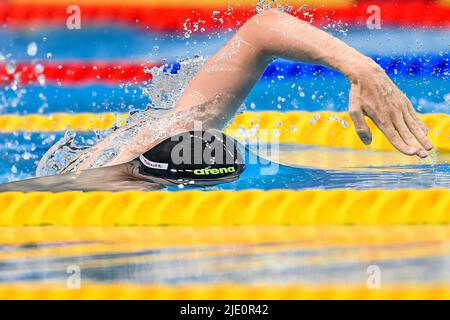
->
xmin=228 ymin=111 xmax=450 ymax=152
xmin=2 ymin=225 xmax=448 ymax=247
xmin=1 ymin=283 xmax=450 ymax=299
xmin=1 ymin=111 xmax=449 ymax=152
xmin=0 ymin=112 xmax=121 ymax=132
xmin=1 ymin=189 xmax=449 ymax=226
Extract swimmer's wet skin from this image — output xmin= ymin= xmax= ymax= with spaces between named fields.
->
xmin=44 ymin=9 xmax=434 ymax=174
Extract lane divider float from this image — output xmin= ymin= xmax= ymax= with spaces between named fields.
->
xmin=0 ymin=111 xmax=448 ymax=152
xmin=1 ymin=1 xmax=448 ymax=30
xmin=1 ymin=55 xmax=447 ymax=85
xmin=0 ymin=189 xmax=449 ymax=226
xmin=1 ymin=283 xmax=449 ymax=299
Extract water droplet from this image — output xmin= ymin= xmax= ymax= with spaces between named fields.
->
xmin=23 ymin=132 xmax=31 ymax=141
xmin=22 ymin=152 xmax=32 ymax=160
xmin=34 ymin=63 xmax=44 ymax=74
xmin=27 ymin=42 xmax=38 ymax=56
xmin=6 ymin=61 xmax=16 ymax=75
xmin=143 ymin=66 xmax=152 ymax=74
xmin=37 ymin=74 xmax=46 ymax=85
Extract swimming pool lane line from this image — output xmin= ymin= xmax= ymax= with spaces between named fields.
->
xmin=0 ymin=189 xmax=449 ymax=226
xmin=3 ymin=1 xmax=449 ymax=31
xmin=1 ymin=282 xmax=450 ymax=300
xmin=0 ymin=111 xmax=449 ymax=152
xmin=1 ymin=56 xmax=447 ymax=85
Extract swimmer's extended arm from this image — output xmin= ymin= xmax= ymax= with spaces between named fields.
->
xmin=57 ymin=8 xmax=432 ymax=173
xmin=176 ymin=8 xmax=433 ymax=157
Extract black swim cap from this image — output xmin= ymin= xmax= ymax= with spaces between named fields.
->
xmin=138 ymin=130 xmax=245 ymax=186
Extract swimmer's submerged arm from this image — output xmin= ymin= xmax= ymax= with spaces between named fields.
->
xmin=176 ymin=8 xmax=432 ymax=157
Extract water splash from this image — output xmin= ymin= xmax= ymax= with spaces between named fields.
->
xmin=140 ymin=55 xmax=205 ymax=113
xmin=36 ymin=131 xmax=88 ymax=176
xmin=37 ymin=56 xmax=214 ymax=175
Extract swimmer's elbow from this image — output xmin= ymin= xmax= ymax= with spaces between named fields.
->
xmin=240 ymin=9 xmax=304 ymax=55
xmin=239 ymin=9 xmax=282 ymax=53
xmin=242 ymin=9 xmax=280 ymax=34
xmin=252 ymin=8 xmax=284 ymax=21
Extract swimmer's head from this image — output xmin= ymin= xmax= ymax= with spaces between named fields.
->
xmin=138 ymin=130 xmax=245 ymax=187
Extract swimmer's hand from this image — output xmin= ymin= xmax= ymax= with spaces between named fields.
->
xmin=347 ymin=59 xmax=433 ymax=158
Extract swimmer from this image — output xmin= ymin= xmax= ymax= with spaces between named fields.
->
xmin=2 ymin=130 xmax=245 ymax=191
xmin=37 ymin=8 xmax=433 ymax=176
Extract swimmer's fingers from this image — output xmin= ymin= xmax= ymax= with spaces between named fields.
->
xmin=403 ymin=108 xmax=434 ymax=151
xmin=376 ymin=120 xmax=419 ymax=156
xmin=399 ymin=95 xmax=433 ymax=151
xmin=348 ymin=88 xmax=372 ymax=145
xmin=392 ymin=113 xmax=428 ymax=158
xmin=403 ymin=98 xmax=428 ymax=134
xmin=349 ymin=109 xmax=372 ymax=145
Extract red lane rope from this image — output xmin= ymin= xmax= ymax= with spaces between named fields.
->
xmin=0 ymin=62 xmax=158 ymax=85
xmin=0 ymin=1 xmax=448 ymax=30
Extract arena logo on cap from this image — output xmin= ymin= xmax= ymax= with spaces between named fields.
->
xmin=193 ymin=167 xmax=236 ymax=175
